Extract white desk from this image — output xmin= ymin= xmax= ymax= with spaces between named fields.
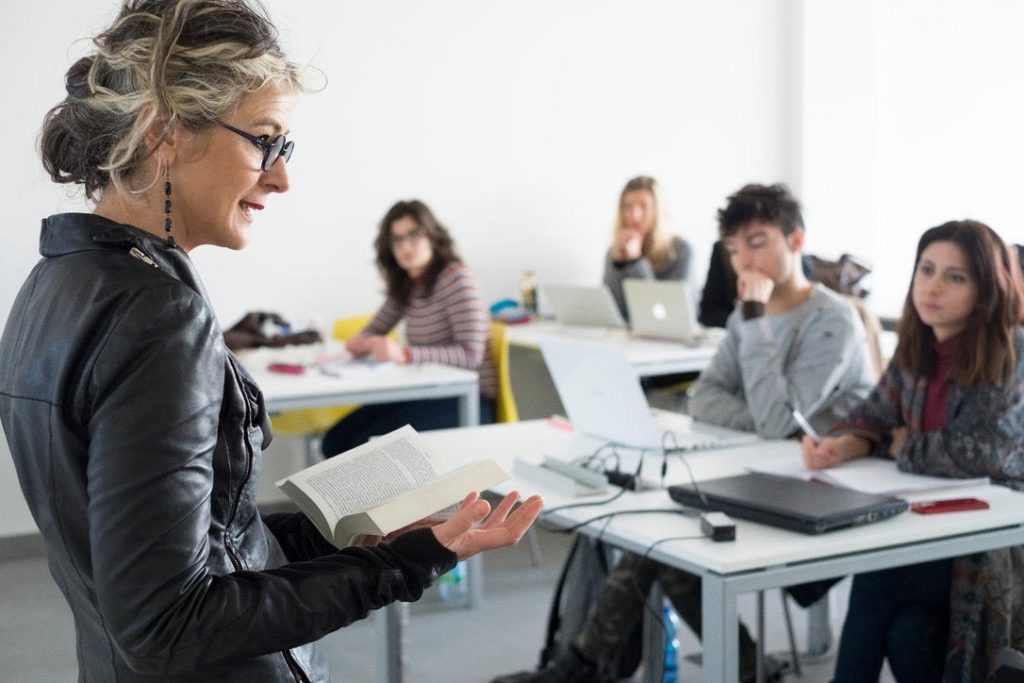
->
xmin=250 ymin=361 xmax=481 ymax=428
xmin=506 ymin=319 xmax=720 ymax=376
xmin=420 ymin=419 xmax=1024 ymax=683
xmin=244 ymin=355 xmax=480 ymax=683
xmin=505 ymin=320 xmax=721 ymax=420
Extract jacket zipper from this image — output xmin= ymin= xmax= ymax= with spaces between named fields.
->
xmin=128 ymin=246 xmax=158 ymax=268
xmin=225 ymin=360 xmax=307 ymax=683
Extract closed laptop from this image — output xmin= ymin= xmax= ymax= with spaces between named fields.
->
xmin=668 ymin=471 xmax=909 ymax=534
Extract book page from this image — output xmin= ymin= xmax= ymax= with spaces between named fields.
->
xmin=362 ymin=460 xmax=511 ymax=533
xmin=278 ymin=426 xmax=439 ymax=522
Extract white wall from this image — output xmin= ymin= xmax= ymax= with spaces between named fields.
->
xmin=4 ymin=1 xmax=1023 ymax=540
xmin=0 ymin=0 xmax=791 ymax=539
xmin=797 ymin=0 xmax=1024 ymax=317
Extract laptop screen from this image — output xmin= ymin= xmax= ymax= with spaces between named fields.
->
xmin=543 ymin=285 xmax=626 ymax=328
xmin=539 ymin=336 xmax=661 ymax=449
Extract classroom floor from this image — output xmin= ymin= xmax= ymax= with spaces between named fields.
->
xmin=0 ymin=528 xmax=898 ymax=682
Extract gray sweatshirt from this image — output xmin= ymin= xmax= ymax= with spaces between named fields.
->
xmin=688 ymin=284 xmax=876 ymax=439
xmin=603 ymin=235 xmax=691 ymax=319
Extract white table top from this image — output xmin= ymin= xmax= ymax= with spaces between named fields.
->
xmin=238 ymin=347 xmax=479 ymax=413
xmin=420 ymin=419 xmax=1024 ymax=575
xmin=505 ymin=319 xmax=722 ymax=375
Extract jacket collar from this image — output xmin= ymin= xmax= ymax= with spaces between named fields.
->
xmin=40 ymin=212 xmax=211 ymax=301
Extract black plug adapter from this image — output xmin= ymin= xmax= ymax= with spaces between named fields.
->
xmin=700 ymin=512 xmax=736 ymax=542
xmin=604 ymin=469 xmax=638 ymax=490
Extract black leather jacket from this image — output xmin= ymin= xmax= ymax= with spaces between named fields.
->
xmin=0 ymin=214 xmax=455 ymax=681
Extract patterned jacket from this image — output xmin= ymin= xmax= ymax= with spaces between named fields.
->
xmin=831 ymin=328 xmax=1024 ymax=682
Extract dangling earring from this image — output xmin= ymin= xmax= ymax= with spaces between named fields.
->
xmin=163 ymin=166 xmax=175 ymax=247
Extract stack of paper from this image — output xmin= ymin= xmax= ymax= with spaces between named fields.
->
xmin=746 ymin=453 xmax=988 ymax=496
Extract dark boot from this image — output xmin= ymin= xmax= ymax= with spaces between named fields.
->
xmin=490 ymin=647 xmax=610 ymax=683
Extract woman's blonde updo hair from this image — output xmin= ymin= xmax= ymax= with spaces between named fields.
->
xmin=41 ymin=0 xmax=303 ymax=200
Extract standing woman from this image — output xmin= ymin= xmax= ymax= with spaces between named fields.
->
xmin=602 ymin=175 xmax=691 ymax=319
xmin=803 ymin=220 xmax=1024 ymax=682
xmin=320 ymin=199 xmax=495 ymax=457
xmin=0 ymin=2 xmax=540 ymax=680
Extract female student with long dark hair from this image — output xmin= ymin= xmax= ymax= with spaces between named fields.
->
xmin=803 ymin=220 xmax=1024 ymax=682
xmin=321 ymin=199 xmax=495 ymax=457
xmin=602 ymin=175 xmax=691 ymax=318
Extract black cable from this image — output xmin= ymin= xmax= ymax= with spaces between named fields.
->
xmin=538 ymin=441 xmax=655 ymax=524
xmin=623 ymin=533 xmax=710 ymax=646
xmin=537 ymin=506 xmax=694 ymax=534
xmin=661 ymin=428 xmax=710 ymax=507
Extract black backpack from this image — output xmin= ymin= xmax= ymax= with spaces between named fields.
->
xmin=538 ymin=534 xmax=644 ymax=679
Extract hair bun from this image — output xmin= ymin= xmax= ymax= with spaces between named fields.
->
xmin=65 ymin=56 xmax=93 ymax=99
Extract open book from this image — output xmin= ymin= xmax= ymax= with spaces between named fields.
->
xmin=746 ymin=451 xmax=988 ymax=496
xmin=276 ymin=425 xmax=510 ymax=547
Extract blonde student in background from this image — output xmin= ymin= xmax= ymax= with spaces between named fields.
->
xmin=804 ymin=220 xmax=1024 ymax=682
xmin=322 ymin=199 xmax=496 ymax=457
xmin=0 ymin=2 xmax=541 ymax=680
xmin=602 ymin=175 xmax=692 ymax=320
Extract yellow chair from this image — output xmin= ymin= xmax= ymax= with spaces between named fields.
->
xmin=491 ymin=320 xmax=546 ymax=566
xmin=269 ymin=315 xmax=381 ymax=460
xmin=489 ymin=321 xmax=518 ymax=423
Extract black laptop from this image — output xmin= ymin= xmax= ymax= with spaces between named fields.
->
xmin=668 ymin=471 xmax=909 ymax=535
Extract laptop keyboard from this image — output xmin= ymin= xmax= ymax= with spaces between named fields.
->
xmin=655 ymin=412 xmax=758 ymax=453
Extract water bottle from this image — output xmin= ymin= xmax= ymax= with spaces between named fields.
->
xmin=520 ymin=270 xmax=537 ymax=313
xmin=438 ymin=560 xmax=468 ymax=605
xmin=663 ymin=602 xmax=680 ymax=683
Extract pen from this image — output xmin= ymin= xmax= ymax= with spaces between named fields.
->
xmin=785 ymin=401 xmax=821 ymax=441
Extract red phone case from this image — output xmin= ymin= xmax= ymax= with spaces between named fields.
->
xmin=910 ymin=497 xmax=989 ymax=514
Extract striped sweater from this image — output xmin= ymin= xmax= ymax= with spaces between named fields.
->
xmin=362 ymin=262 xmax=496 ymax=400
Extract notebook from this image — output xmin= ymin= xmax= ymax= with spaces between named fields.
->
xmin=543 ymin=285 xmax=626 ymax=328
xmin=623 ymin=279 xmax=701 ymax=342
xmin=539 ymin=336 xmax=757 ymax=452
xmin=668 ymin=471 xmax=909 ymax=534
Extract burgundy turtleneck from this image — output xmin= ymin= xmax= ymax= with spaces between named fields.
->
xmin=922 ymin=333 xmax=961 ymax=432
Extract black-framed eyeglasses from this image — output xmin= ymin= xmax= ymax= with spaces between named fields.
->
xmin=215 ymin=121 xmax=294 ymax=172
xmin=389 ymin=225 xmax=427 ymax=248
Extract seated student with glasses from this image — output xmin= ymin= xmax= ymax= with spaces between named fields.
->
xmin=804 ymin=221 xmax=1024 ymax=683
xmin=320 ymin=199 xmax=496 ymax=457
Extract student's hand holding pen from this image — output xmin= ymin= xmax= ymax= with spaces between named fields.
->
xmin=801 ymin=433 xmax=872 ymax=470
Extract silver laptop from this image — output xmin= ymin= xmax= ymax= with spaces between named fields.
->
xmin=539 ymin=336 xmax=757 ymax=451
xmin=543 ymin=285 xmax=626 ymax=328
xmin=624 ymin=279 xmax=700 ymax=342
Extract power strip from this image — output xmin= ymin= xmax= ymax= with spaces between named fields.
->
xmin=540 ymin=456 xmax=609 ymax=489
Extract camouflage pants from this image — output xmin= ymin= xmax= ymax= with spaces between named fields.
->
xmin=574 ymin=551 xmax=759 ymax=679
